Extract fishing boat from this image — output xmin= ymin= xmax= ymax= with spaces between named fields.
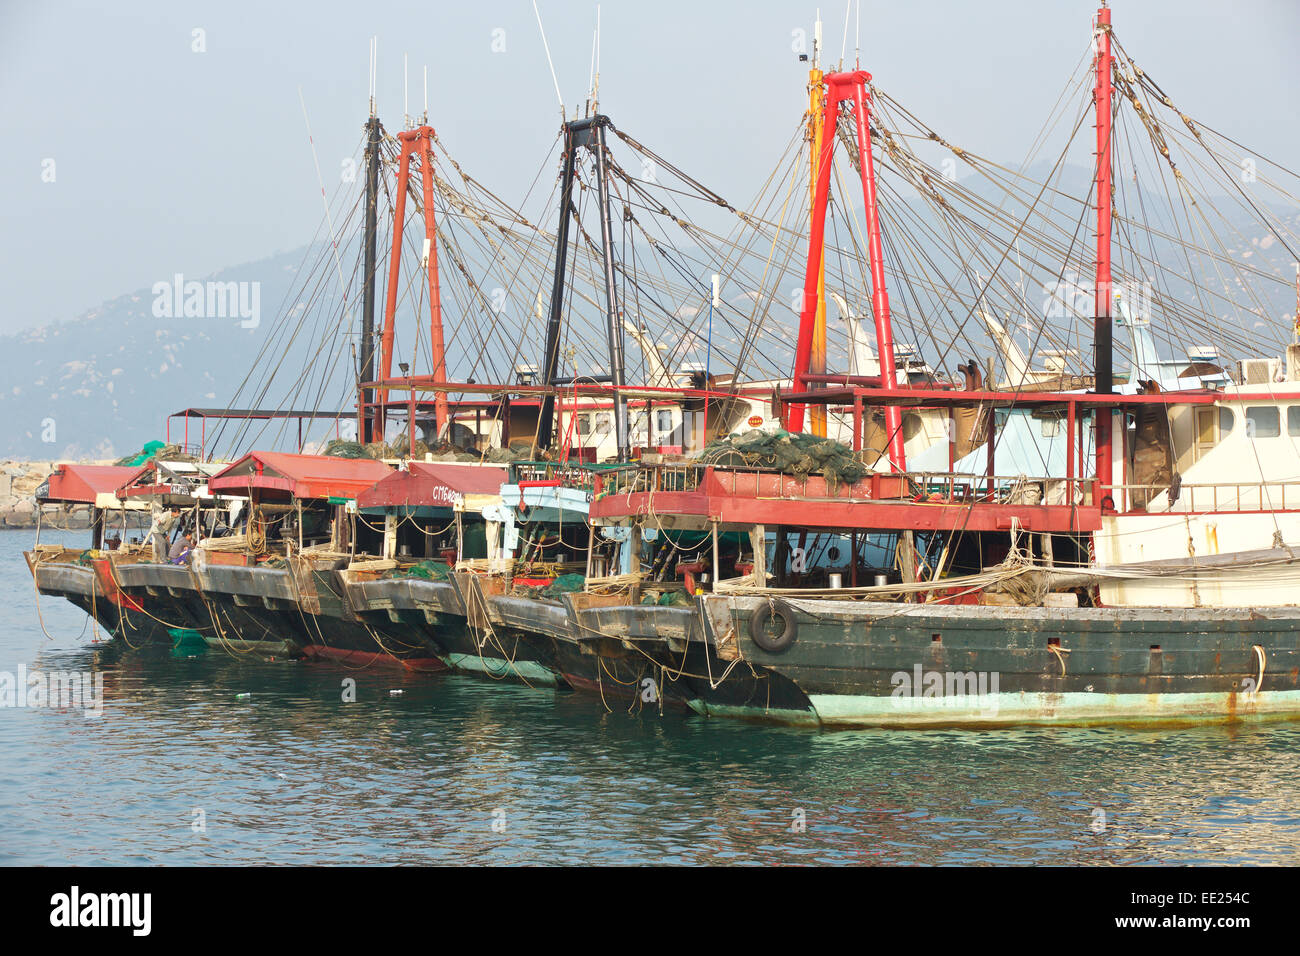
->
xmin=519 ymin=3 xmax=1300 ymax=726
xmin=26 ymin=4 xmax=1300 ymax=730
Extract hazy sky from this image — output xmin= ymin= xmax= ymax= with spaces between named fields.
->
xmin=2 ymin=0 xmax=1297 ymax=335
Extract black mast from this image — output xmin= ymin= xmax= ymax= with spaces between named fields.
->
xmin=359 ymin=113 xmax=382 ymax=443
xmin=537 ymin=123 xmax=579 ymax=452
xmin=537 ymin=114 xmax=629 ymax=460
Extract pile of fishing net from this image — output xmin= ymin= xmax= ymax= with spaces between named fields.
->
xmin=321 ymin=439 xmax=410 ymax=459
xmin=384 ymin=559 xmax=451 ymax=581
xmin=322 ymin=439 xmax=371 ymax=459
xmin=324 ymin=436 xmax=528 ymax=463
xmin=539 ymin=573 xmax=587 ymax=598
xmin=700 ymin=428 xmax=870 ymax=490
xmin=482 ymin=441 xmax=541 ymax=464
xmin=115 ymin=440 xmax=195 ymax=466
xmin=639 ymin=590 xmax=693 ymax=608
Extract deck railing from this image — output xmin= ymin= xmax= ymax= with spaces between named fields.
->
xmin=508 ymin=460 xmax=638 ymax=491
xmin=593 ymin=462 xmax=1088 ymax=507
xmin=1114 ymin=480 xmax=1300 ymax=514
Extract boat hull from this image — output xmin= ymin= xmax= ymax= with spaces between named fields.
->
xmin=684 ymin=596 xmax=1300 ymax=727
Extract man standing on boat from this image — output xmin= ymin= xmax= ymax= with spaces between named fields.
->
xmin=148 ymin=504 xmax=181 ymax=563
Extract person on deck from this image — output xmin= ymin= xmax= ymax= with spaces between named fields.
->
xmin=168 ymin=532 xmax=193 ymax=565
xmin=148 ymin=504 xmax=181 ymax=562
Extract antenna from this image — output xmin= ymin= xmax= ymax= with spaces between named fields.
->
xmin=403 ymin=53 xmax=410 ymax=129
xmin=854 ymin=0 xmax=861 ymax=67
xmin=422 ymin=65 xmax=428 ymax=124
xmin=586 ymin=16 xmax=597 ymax=115
xmin=532 ymin=0 xmax=565 ymax=119
xmin=368 ymin=36 xmax=378 ymax=117
xmin=592 ymin=4 xmax=602 ymax=114
xmin=839 ymin=0 xmax=850 ymax=68
xmin=814 ymin=9 xmax=821 ymax=68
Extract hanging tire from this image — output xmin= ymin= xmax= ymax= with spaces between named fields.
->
xmin=750 ymin=599 xmax=798 ymax=654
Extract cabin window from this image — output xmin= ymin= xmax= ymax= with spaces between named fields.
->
xmin=656 ymin=409 xmax=674 ymax=434
xmin=1287 ymin=407 xmax=1300 ymax=437
xmin=1194 ymin=407 xmax=1218 ymax=461
xmin=576 ymin=414 xmax=591 ymax=436
xmin=631 ymin=411 xmax=649 ymax=440
xmin=1246 ymin=406 xmax=1279 ymax=438
xmin=593 ymin=412 xmax=612 ymax=437
xmin=1040 ymin=416 xmax=1060 ymax=438
xmin=1218 ymin=406 xmax=1235 ymax=436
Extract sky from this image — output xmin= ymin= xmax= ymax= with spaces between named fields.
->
xmin=2 ymin=0 xmax=1297 ymax=336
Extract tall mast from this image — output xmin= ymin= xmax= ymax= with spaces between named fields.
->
xmin=537 ymin=123 xmax=580 ymax=451
xmin=536 ymin=114 xmax=629 ymax=461
xmin=376 ymin=125 xmax=449 ymax=443
xmin=1094 ymin=3 xmax=1114 ymax=496
xmin=590 ymin=118 xmax=630 ymax=461
xmin=359 ymin=111 xmax=381 ymax=444
xmin=808 ymin=16 xmax=829 ymax=438
xmin=788 ymin=70 xmax=905 ymax=470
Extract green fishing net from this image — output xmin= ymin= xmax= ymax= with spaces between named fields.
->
xmin=700 ymin=428 xmax=869 ymax=490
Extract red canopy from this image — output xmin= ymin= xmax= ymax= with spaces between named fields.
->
xmin=356 ymin=462 xmax=507 ymax=510
xmin=38 ymin=464 xmax=141 ymax=504
xmin=208 ymin=451 xmax=393 ymax=501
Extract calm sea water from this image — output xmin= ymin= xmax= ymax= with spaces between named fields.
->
xmin=3 ymin=528 xmax=1299 ymax=865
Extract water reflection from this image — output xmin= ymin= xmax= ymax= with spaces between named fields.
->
xmin=4 ymin=530 xmax=1300 ymax=865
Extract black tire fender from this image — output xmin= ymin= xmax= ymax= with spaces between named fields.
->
xmin=749 ymin=598 xmax=798 ymax=654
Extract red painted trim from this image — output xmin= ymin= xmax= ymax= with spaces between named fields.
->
xmin=300 ymin=644 xmax=448 ymax=673
xmin=90 ymin=558 xmax=144 ymax=611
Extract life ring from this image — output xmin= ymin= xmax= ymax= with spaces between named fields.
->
xmin=749 ymin=598 xmax=798 ymax=653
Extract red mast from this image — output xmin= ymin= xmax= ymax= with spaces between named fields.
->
xmin=376 ymin=125 xmax=449 ymax=445
xmin=787 ymin=70 xmax=905 ymax=471
xmin=1093 ymin=4 xmax=1114 ymax=500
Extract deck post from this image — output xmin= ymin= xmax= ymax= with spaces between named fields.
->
xmin=899 ymin=530 xmax=917 ymax=589
xmin=711 ymin=519 xmax=720 ymax=592
xmin=750 ymin=524 xmax=767 ymax=587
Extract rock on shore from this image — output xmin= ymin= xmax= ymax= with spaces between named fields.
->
xmin=0 ymin=459 xmax=107 ymax=530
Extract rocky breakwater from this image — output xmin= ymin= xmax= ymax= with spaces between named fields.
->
xmin=1 ymin=460 xmax=105 ymax=530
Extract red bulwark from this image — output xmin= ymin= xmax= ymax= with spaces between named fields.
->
xmin=38 ymin=465 xmax=141 ymax=504
xmin=208 ymin=452 xmax=393 ymax=501
xmin=356 ymin=462 xmax=507 ymax=510
xmin=589 ymin=466 xmax=1102 ymax=534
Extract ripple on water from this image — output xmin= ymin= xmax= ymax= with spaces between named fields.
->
xmin=5 ymin=530 xmax=1300 ymax=864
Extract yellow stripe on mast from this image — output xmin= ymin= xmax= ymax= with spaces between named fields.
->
xmin=808 ymin=55 xmax=828 ymax=437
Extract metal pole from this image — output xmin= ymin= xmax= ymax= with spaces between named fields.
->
xmin=1093 ymin=5 xmax=1115 ymax=499
xmin=849 ymin=76 xmax=905 ymax=470
xmin=377 ymin=136 xmax=416 ymax=443
xmin=788 ymin=92 xmax=840 ymax=433
xmin=590 ymin=119 xmax=629 ymax=461
xmin=538 ymin=123 xmax=580 ymax=452
xmin=360 ymin=114 xmax=381 ymax=443
xmin=416 ymin=132 xmax=450 ymax=438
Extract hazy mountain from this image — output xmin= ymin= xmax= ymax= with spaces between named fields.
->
xmin=1 ymin=158 xmax=1295 ymax=462
xmin=0 ymin=249 xmax=340 ymax=460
